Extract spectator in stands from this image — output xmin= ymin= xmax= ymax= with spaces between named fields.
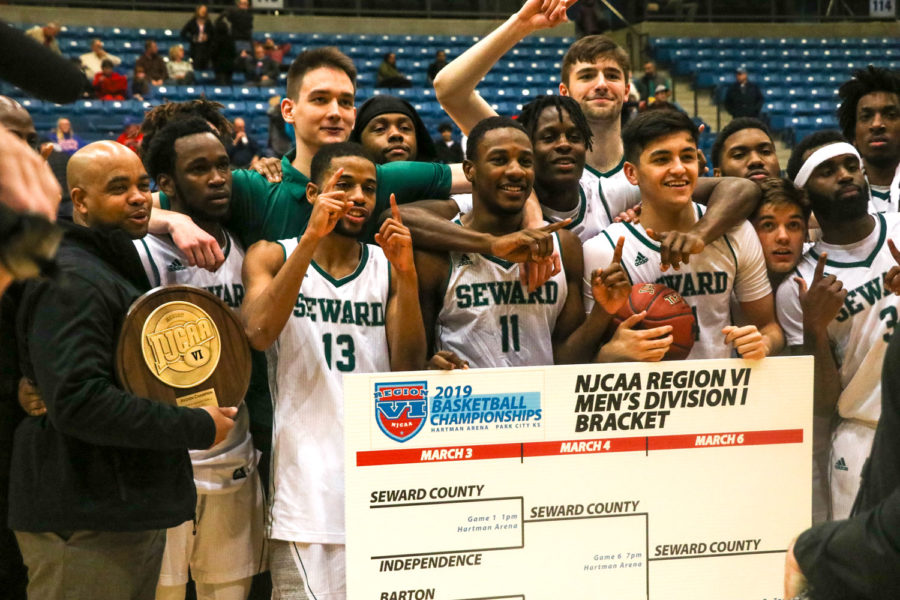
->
xmin=25 ymin=22 xmax=61 ymax=55
xmin=80 ymin=38 xmax=121 ymax=81
xmin=349 ymin=95 xmax=437 ymax=164
xmin=93 ymin=59 xmax=128 ymax=101
xmin=237 ymin=42 xmax=279 ymax=86
xmin=712 ymin=117 xmax=781 ymax=182
xmin=212 ymin=11 xmax=237 ymax=85
xmin=167 ymin=44 xmax=196 ymax=84
xmin=634 ymin=60 xmax=670 ymax=101
xmin=226 ymin=0 xmax=254 ymax=54
xmin=724 ymin=67 xmax=764 ymax=119
xmin=427 ymin=50 xmax=447 ymax=84
xmin=263 ymin=37 xmax=290 ymax=67
xmin=266 ymin=95 xmax=292 ymax=158
xmin=136 ymin=40 xmax=167 ymax=86
xmin=49 ymin=118 xmax=85 ymax=155
xmin=117 ymin=116 xmax=143 ymax=154
xmin=434 ymin=122 xmax=464 ymax=163
xmin=131 ymin=65 xmax=150 ymax=101
xmin=837 ymin=66 xmax=900 ymax=213
xmin=181 ymin=4 xmax=213 ymax=70
xmin=227 ymin=116 xmax=260 ymax=168
xmin=376 ymin=53 xmax=411 ymax=88
xmin=649 ymin=84 xmax=685 ymax=114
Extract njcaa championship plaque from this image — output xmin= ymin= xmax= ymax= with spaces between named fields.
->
xmin=117 ymin=286 xmax=251 ymax=408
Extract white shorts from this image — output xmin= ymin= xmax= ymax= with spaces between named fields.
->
xmin=270 ymin=540 xmax=345 ymax=600
xmin=157 ymin=472 xmax=266 ymax=586
xmin=830 ymin=418 xmax=877 ymax=520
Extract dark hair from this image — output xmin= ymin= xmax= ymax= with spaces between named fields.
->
xmin=754 ymin=176 xmax=812 ymax=223
xmin=622 ymin=109 xmax=698 ymax=164
xmin=837 ymin=66 xmax=900 ymax=141
xmin=517 ymin=95 xmax=594 ymax=152
xmin=785 ymin=129 xmax=847 ymax=182
xmin=710 ymin=117 xmax=773 ymax=168
xmin=144 ymin=117 xmax=217 ymax=181
xmin=438 ymin=122 xmax=453 ymax=133
xmin=144 ymin=39 xmax=155 ymax=51
xmin=286 ymin=47 xmax=357 ymax=102
xmin=309 ymin=141 xmax=372 ymax=186
xmin=140 ymin=99 xmax=233 ymax=158
xmin=100 ymin=58 xmax=114 ymax=70
xmin=561 ymin=35 xmax=630 ymax=86
xmin=466 ymin=116 xmax=529 ymax=160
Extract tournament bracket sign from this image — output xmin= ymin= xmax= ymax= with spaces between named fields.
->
xmin=116 ymin=286 xmax=251 ymax=408
xmin=344 ymin=357 xmax=813 ymax=600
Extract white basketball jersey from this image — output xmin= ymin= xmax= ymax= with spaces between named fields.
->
xmin=583 ymin=204 xmax=771 ymax=360
xmin=776 ymin=212 xmax=900 ymax=425
xmin=267 ymin=240 xmax=391 ymax=544
xmin=869 ymin=184 xmax=894 ymax=214
xmin=453 ymin=163 xmax=640 ymax=244
xmin=134 ymin=232 xmax=256 ymax=492
xmin=437 ymin=231 xmax=568 ymax=368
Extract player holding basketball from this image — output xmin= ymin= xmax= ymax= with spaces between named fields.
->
xmin=240 ymin=142 xmax=425 ymax=599
xmin=414 ymin=116 xmax=628 ymax=368
xmin=778 ymin=131 xmax=900 ymax=520
xmin=140 ymin=118 xmax=264 ymax=600
xmin=583 ymin=109 xmax=783 ymax=360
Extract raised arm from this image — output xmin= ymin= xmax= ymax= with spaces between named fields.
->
xmin=379 ymin=195 xmax=426 ymax=371
xmin=433 ymin=0 xmax=570 ymax=135
xmin=242 ymin=169 xmax=349 ymax=350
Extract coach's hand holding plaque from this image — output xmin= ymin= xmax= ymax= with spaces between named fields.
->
xmin=116 ymin=286 xmax=251 ymax=409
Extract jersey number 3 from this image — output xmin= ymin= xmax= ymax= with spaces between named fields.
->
xmin=323 ymin=333 xmax=356 ymax=371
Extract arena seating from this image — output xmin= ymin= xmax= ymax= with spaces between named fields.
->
xmin=651 ymin=36 xmax=900 ymax=143
xmin=3 ymin=23 xmax=573 ymax=147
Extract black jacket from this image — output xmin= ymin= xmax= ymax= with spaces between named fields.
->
xmin=8 ymin=222 xmax=215 ymax=532
xmin=724 ymin=80 xmax=763 ymax=118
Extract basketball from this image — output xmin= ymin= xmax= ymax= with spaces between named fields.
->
xmin=612 ymin=283 xmax=696 ymax=360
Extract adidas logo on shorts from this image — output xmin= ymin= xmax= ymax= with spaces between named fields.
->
xmin=834 ymin=457 xmax=849 ymax=471
xmin=459 ymin=254 xmax=473 ymax=266
xmin=635 ymin=252 xmax=649 ymax=267
xmin=167 ymin=259 xmax=186 ymax=272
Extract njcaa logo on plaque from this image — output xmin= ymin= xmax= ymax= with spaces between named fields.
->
xmin=375 ymin=381 xmax=428 ymax=443
xmin=141 ymin=301 xmax=221 ymax=388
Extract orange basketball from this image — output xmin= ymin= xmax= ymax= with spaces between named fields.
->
xmin=612 ymin=283 xmax=696 ymax=360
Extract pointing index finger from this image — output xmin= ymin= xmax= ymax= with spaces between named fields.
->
xmin=813 ymin=251 xmax=828 ymax=282
xmin=539 ymin=218 xmax=571 ymax=234
xmin=390 ymin=193 xmax=402 ymax=224
xmin=612 ymin=236 xmax=624 ymax=264
xmin=889 ymin=239 xmax=900 ymax=264
xmin=322 ymin=167 xmax=344 ymax=194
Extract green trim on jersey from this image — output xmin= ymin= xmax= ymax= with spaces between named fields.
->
xmin=810 ymin=213 xmax=887 ymax=268
xmin=140 ymin=238 xmax=161 ymax=287
xmin=872 ymin=188 xmax=890 ymax=201
xmin=222 ymin=230 xmax=232 ymax=261
xmin=311 ymin=243 xmax=370 ymax=287
xmin=624 ymin=221 xmax=660 ymax=252
xmin=545 ymin=186 xmax=587 ymax=230
xmin=482 ymin=254 xmax=516 ymax=270
xmin=276 ymin=240 xmax=288 ymax=263
xmin=585 ymin=156 xmax=625 ymax=179
xmin=723 ymin=234 xmax=738 ymax=268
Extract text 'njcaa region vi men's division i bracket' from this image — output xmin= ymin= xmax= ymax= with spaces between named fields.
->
xmin=344 ymin=356 xmax=813 ymax=600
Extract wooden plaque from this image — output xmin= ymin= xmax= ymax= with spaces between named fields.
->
xmin=116 ymin=286 xmax=251 ymax=408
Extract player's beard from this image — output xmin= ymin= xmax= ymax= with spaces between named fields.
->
xmin=808 ymin=183 xmax=870 ymax=223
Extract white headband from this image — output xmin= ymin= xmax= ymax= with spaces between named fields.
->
xmin=793 ymin=142 xmax=862 ymax=189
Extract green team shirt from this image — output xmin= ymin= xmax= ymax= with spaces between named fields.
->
xmin=160 ymin=150 xmax=453 ymax=248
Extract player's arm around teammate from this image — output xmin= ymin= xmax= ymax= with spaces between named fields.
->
xmin=241 ymin=167 xmax=352 ymax=350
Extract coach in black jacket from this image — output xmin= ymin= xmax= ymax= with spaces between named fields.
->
xmin=8 ymin=141 xmax=236 ymax=600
